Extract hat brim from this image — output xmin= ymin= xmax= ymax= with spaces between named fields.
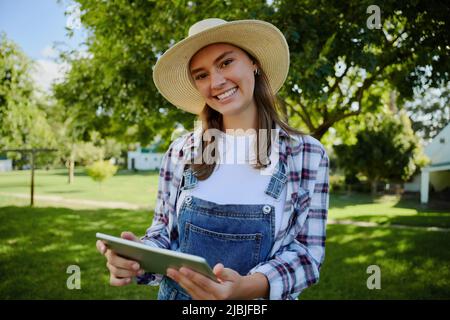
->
xmin=153 ymin=20 xmax=290 ymax=115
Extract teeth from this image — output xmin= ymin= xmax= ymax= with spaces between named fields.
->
xmin=217 ymin=87 xmax=237 ymax=100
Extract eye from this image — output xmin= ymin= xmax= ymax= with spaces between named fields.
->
xmin=221 ymin=59 xmax=233 ymax=68
xmin=194 ymin=73 xmax=208 ymax=80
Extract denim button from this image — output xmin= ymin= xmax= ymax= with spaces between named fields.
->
xmin=263 ymin=205 xmax=271 ymax=214
xmin=185 ymin=196 xmax=193 ymax=204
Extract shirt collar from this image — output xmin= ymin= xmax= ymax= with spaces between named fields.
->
xmin=277 ymin=123 xmax=301 ymax=143
xmin=181 ymin=122 xmax=301 ymax=155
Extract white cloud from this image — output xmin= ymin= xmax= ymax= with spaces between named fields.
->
xmin=31 ymin=59 xmax=70 ymax=94
xmin=41 ymin=45 xmax=58 ymax=59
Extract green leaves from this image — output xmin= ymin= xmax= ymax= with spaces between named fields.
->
xmin=54 ymin=0 xmax=448 ymax=144
xmin=334 ymin=110 xmax=427 ymax=186
xmin=0 ymin=33 xmax=57 ymax=152
xmin=276 ymin=0 xmax=449 ymax=139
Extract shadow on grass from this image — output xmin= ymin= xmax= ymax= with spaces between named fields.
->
xmin=394 ymin=195 xmax=450 ymax=212
xmin=331 ymin=192 xmax=450 ymax=212
xmin=52 ymin=171 xmax=90 ymax=177
xmin=0 ymin=205 xmax=158 ymax=299
xmin=334 ymin=213 xmax=450 ymax=228
xmin=47 ymin=190 xmax=84 ymax=195
xmin=300 ymin=224 xmax=450 ymax=299
xmin=1 ymin=205 xmax=449 ymax=299
xmin=114 ymin=170 xmax=160 ymax=176
xmin=0 ymin=182 xmax=35 ymax=188
xmin=329 ymin=193 xmax=377 ymax=209
xmin=51 ymin=170 xmax=160 ymax=177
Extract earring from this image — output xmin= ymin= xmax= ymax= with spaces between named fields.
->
xmin=254 ymin=68 xmax=260 ymax=76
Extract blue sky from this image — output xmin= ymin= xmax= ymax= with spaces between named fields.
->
xmin=0 ymin=0 xmax=86 ymax=59
xmin=0 ymin=0 xmax=87 ymax=91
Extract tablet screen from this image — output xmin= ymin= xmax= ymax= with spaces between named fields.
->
xmin=96 ymin=233 xmax=218 ymax=282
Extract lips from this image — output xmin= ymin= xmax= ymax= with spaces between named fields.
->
xmin=214 ymin=87 xmax=238 ymax=101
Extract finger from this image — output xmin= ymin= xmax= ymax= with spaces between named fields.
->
xmin=213 ymin=263 xmax=238 ymax=282
xmin=96 ymin=240 xmax=106 ymax=255
xmin=213 ymin=263 xmax=224 ymax=276
xmin=179 ymin=267 xmax=220 ymax=292
xmin=109 ymin=274 xmax=132 ymax=286
xmin=213 ymin=263 xmax=225 ymax=283
xmin=107 ymin=262 xmax=143 ymax=278
xmin=167 ymin=269 xmax=214 ymax=300
xmin=106 ymin=250 xmax=140 ymax=271
xmin=121 ymin=231 xmax=139 ymax=242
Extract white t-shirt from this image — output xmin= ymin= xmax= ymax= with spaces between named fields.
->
xmin=176 ymin=130 xmax=286 ymax=236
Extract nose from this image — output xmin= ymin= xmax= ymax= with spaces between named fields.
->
xmin=210 ymin=70 xmax=226 ymax=90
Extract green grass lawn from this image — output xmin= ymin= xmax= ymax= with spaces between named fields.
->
xmin=1 ymin=169 xmax=449 ymax=299
xmin=301 ymin=223 xmax=450 ymax=299
xmin=0 ymin=205 xmax=158 ymax=299
xmin=1 ymin=202 xmax=449 ymax=299
xmin=0 ymin=169 xmax=160 ymax=207
xmin=329 ymin=193 xmax=450 ymax=228
xmin=2 ymin=169 xmax=450 ymax=228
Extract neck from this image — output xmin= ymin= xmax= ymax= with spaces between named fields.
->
xmin=222 ymin=100 xmax=258 ymax=132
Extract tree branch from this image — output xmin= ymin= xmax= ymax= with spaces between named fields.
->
xmin=313 ymin=109 xmax=360 ymax=139
xmin=290 ymin=101 xmax=315 ymax=132
xmin=298 ymin=98 xmax=315 ymax=131
xmin=387 ymin=30 xmax=407 ymax=47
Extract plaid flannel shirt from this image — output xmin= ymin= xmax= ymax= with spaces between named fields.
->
xmin=137 ymin=125 xmax=329 ymax=300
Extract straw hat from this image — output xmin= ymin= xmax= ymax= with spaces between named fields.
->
xmin=152 ymin=18 xmax=290 ymax=115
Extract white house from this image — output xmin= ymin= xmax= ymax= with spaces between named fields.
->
xmin=0 ymin=156 xmax=13 ymax=172
xmin=127 ymin=147 xmax=164 ymax=171
xmin=404 ymin=123 xmax=450 ymax=203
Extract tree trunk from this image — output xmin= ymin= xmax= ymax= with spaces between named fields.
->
xmin=312 ymin=123 xmax=332 ymax=141
xmin=395 ymin=183 xmax=402 ymax=196
xmin=371 ymin=180 xmax=378 ymax=197
xmin=346 ymin=184 xmax=352 ymax=196
xmin=68 ymin=154 xmax=75 ymax=184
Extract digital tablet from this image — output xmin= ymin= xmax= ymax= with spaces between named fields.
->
xmin=96 ymin=232 xmax=218 ymax=282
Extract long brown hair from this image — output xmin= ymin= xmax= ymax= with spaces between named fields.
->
xmin=190 ymin=51 xmax=303 ymax=180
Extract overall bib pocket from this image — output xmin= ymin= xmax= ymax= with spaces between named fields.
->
xmin=181 ymin=222 xmax=262 ymax=276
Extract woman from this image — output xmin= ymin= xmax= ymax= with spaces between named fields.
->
xmin=96 ymin=18 xmax=329 ymax=300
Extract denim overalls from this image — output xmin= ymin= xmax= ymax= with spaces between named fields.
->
xmin=157 ymin=163 xmax=287 ymax=300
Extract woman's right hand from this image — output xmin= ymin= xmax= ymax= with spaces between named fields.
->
xmin=96 ymin=231 xmax=146 ymax=286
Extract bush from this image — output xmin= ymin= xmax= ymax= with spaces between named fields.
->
xmin=329 ymin=175 xmax=345 ymax=193
xmin=85 ymin=160 xmax=118 ymax=184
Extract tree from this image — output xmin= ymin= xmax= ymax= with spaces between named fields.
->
xmin=48 ymin=108 xmax=120 ymax=183
xmin=55 ymin=0 xmax=449 ymax=146
xmin=54 ymin=0 xmax=283 ymax=149
xmin=335 ymin=110 xmax=428 ymax=196
xmin=273 ymin=0 xmax=450 ymax=139
xmin=0 ymin=33 xmax=57 ymax=167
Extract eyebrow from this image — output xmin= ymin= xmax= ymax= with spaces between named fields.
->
xmin=190 ymin=51 xmax=234 ymax=75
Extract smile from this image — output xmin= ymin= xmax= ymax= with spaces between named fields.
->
xmin=215 ymin=87 xmax=238 ymax=101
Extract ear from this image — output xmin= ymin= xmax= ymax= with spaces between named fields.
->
xmin=252 ymin=61 xmax=258 ymax=72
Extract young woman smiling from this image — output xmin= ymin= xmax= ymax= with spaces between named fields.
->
xmin=96 ymin=18 xmax=329 ymax=300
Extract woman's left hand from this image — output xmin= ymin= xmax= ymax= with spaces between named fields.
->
xmin=166 ymin=263 xmax=244 ymax=300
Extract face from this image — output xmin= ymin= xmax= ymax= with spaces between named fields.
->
xmin=189 ymin=43 xmax=258 ymax=117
